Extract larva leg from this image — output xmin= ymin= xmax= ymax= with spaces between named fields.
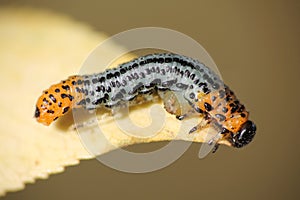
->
xmin=188 ymin=115 xmax=211 ymax=134
xmin=70 ymin=108 xmax=99 ymax=130
xmin=158 ymin=90 xmax=197 ymax=120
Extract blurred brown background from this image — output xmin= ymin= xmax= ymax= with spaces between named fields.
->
xmin=2 ymin=0 xmax=299 ymax=199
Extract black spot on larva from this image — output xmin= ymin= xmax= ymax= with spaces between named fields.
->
xmin=106 ymin=73 xmax=113 ymax=79
xmin=160 ymin=69 xmax=166 ymax=75
xmin=180 ymin=71 xmax=184 ymax=77
xmin=226 ymin=95 xmax=232 ymax=101
xmin=58 ymin=102 xmax=62 ymax=107
xmin=44 ymin=91 xmax=48 ymax=94
xmin=184 ymin=70 xmax=190 ymax=77
xmin=187 ymin=62 xmax=195 ymax=69
xmin=146 ymin=58 xmax=153 ymax=63
xmin=193 ymin=79 xmax=200 ymax=84
xmin=150 ymin=67 xmax=156 ymax=73
xmin=116 ymin=81 xmax=121 ymax=88
xmin=99 ymin=76 xmax=106 ymax=82
xmin=176 ymin=83 xmax=189 ymax=89
xmin=55 ymin=88 xmax=60 ymax=93
xmin=139 ymin=60 xmax=145 ymax=65
xmin=62 ymin=85 xmax=70 ymax=91
xmin=145 ymin=68 xmax=151 ymax=75
xmin=49 ymin=94 xmax=57 ymax=103
xmin=95 ymin=86 xmax=101 ymax=92
xmin=77 ymin=80 xmax=83 ymax=85
xmin=207 ymin=78 xmax=214 ymax=84
xmin=75 ymin=87 xmax=81 ymax=93
xmin=231 ymin=104 xmax=239 ymax=113
xmin=62 ymin=107 xmax=70 ymax=114
xmin=165 ymin=57 xmax=172 ymax=63
xmin=120 ymin=89 xmax=126 ymax=94
xmin=92 ymin=78 xmax=98 ymax=84
xmin=114 ymin=71 xmax=120 ymax=77
xmin=61 ymin=93 xmax=68 ymax=99
xmin=68 ymin=95 xmax=74 ymax=101
xmin=219 ymin=90 xmax=226 ymax=98
xmin=156 ymin=67 xmax=160 ymax=73
xmin=151 ymin=78 xmax=161 ymax=85
xmin=85 ymin=98 xmax=91 ymax=103
xmin=110 ymin=81 xmax=116 ymax=87
xmin=43 ymin=98 xmax=49 ymax=104
xmin=132 ymin=63 xmax=138 ymax=68
xmin=198 ymin=82 xmax=207 ymax=87
xmin=222 ymin=107 xmax=228 ymax=113
xmin=35 ymin=107 xmax=40 ymax=118
xmin=241 ymin=113 xmax=246 ymax=118
xmin=133 ymin=73 xmax=139 ymax=79
xmin=111 ymin=92 xmax=124 ymax=101
xmin=202 ymin=86 xmax=210 ymax=94
xmin=84 ymin=80 xmax=90 ymax=85
xmin=139 ymin=72 xmax=145 ymax=78
xmin=189 ymin=85 xmax=194 ymax=89
xmin=96 ymin=85 xmax=105 ymax=93
xmin=97 ymin=98 xmax=104 ymax=105
xmin=189 ymin=93 xmax=195 ymax=99
xmin=106 ymin=86 xmax=112 ymax=93
xmin=215 ymin=114 xmax=226 ymax=122
xmin=47 ymin=110 xmax=55 ymax=114
xmin=204 ymin=102 xmax=213 ymax=111
xmin=127 ymin=75 xmax=132 ymax=81
xmin=238 ymin=105 xmax=245 ymax=112
xmin=62 ymin=81 xmax=66 ymax=84
xmin=212 ymin=83 xmax=220 ymax=89
xmin=71 ymin=81 xmax=76 ymax=85
xmin=190 ymin=74 xmax=195 ymax=80
xmin=203 ymin=74 xmax=209 ymax=80
xmin=158 ymin=58 xmax=164 ymax=63
xmin=211 ymin=96 xmax=217 ymax=102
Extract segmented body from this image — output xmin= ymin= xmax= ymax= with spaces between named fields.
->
xmin=35 ymin=53 xmax=256 ymax=148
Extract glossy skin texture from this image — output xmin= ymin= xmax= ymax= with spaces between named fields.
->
xmin=35 ymin=53 xmax=256 ymax=148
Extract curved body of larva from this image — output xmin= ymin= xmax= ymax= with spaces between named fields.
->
xmin=35 ymin=53 xmax=256 ymax=148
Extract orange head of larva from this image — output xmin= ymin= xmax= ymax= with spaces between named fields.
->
xmin=34 ymin=76 xmax=81 ymax=126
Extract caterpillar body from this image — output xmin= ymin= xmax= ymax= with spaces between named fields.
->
xmin=35 ymin=53 xmax=256 ymax=148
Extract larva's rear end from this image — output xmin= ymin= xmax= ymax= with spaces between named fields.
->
xmin=35 ymin=76 xmax=83 ymax=125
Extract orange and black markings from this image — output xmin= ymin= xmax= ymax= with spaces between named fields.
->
xmin=35 ymin=75 xmax=84 ymax=126
xmin=35 ymin=53 xmax=256 ymax=149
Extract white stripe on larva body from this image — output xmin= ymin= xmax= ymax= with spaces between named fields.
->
xmin=79 ymin=53 xmax=223 ymax=110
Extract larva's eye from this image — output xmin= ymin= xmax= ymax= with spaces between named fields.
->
xmin=232 ymin=120 xmax=256 ymax=148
